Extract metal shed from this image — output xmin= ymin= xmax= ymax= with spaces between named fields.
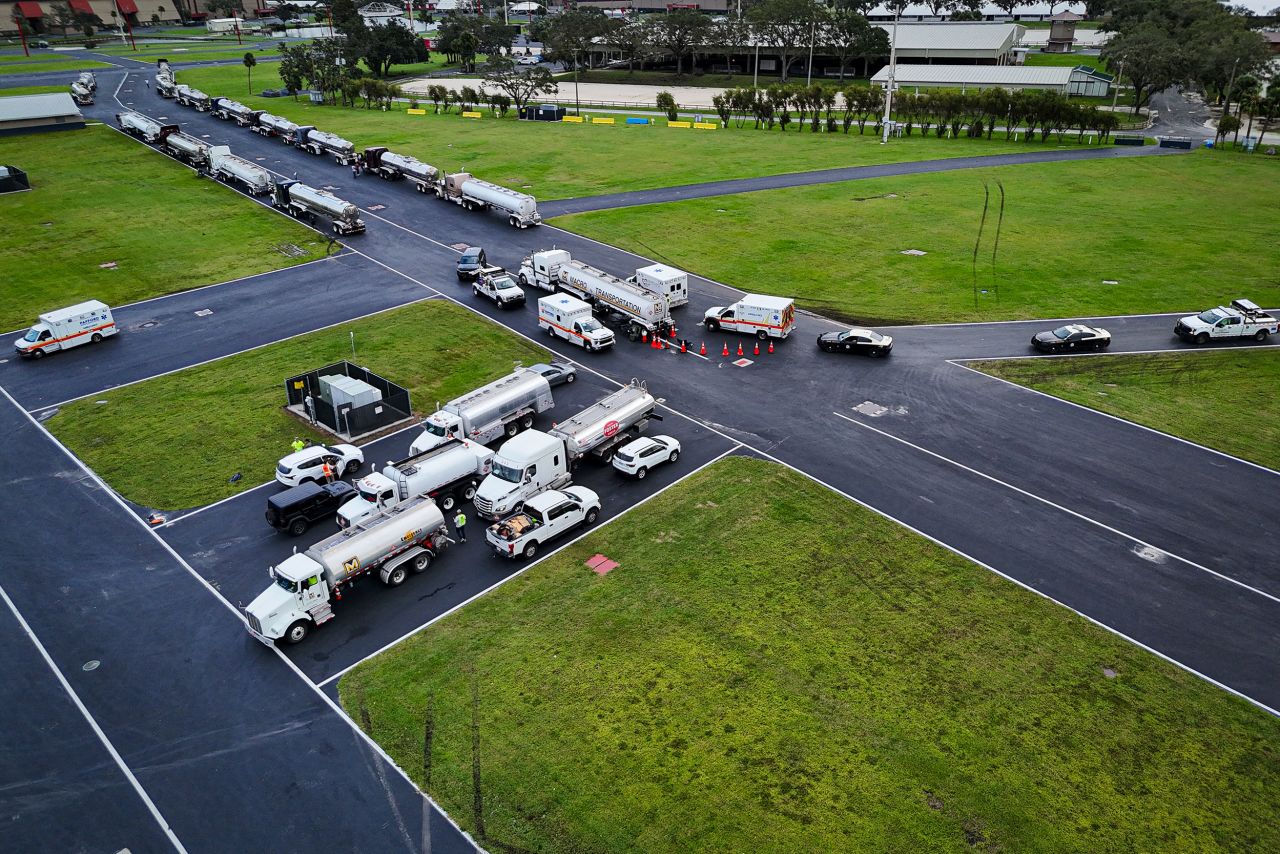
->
xmin=0 ymin=93 xmax=84 ymax=137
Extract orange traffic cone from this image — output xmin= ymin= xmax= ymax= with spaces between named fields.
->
xmin=722 ymin=342 xmax=729 ymax=357
xmin=680 ymin=340 xmax=687 ymax=353
xmin=737 ymin=342 xmax=744 ymax=357
xmin=668 ymin=327 xmax=675 ymax=339
xmin=699 ymin=342 xmax=707 ymax=356
xmin=641 ymin=330 xmax=648 ymax=344
xmin=768 ymin=339 xmax=774 ymax=354
xmin=753 ymin=341 xmax=760 ymax=356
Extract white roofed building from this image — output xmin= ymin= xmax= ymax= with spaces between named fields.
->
xmin=871 ymin=63 xmax=1113 ymax=97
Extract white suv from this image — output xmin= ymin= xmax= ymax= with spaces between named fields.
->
xmin=611 ymin=435 xmax=680 ymax=479
xmin=275 ymin=444 xmax=364 ymax=487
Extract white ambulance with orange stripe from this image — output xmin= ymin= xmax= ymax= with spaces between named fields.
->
xmin=704 ymin=294 xmax=796 ymax=340
xmin=15 ymin=301 xmax=118 ymax=360
xmin=538 ymin=295 xmax=615 ymax=351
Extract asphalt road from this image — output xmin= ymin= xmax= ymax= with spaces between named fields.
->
xmin=2 ymin=66 xmax=1277 ymax=851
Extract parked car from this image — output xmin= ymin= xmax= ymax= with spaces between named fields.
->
xmin=33 ymin=39 xmax=51 ymax=48
xmin=266 ymin=481 xmax=358 ymax=536
xmin=527 ymin=361 xmax=576 ymax=387
xmin=517 ymin=55 xmax=540 ymax=66
xmin=275 ymin=444 xmax=364 ymax=487
xmin=1031 ymin=324 xmax=1111 ymax=353
xmin=456 ymin=246 xmax=488 ymax=281
xmin=816 ymin=327 xmax=893 ymax=356
xmin=612 ymin=435 xmax=681 ymax=479
xmin=474 ymin=268 xmax=526 ymax=307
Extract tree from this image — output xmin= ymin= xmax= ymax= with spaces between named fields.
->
xmin=358 ymin=21 xmax=428 ymax=77
xmin=243 ymin=51 xmax=257 ymax=94
xmin=923 ymin=0 xmax=952 ymax=16
xmin=1215 ymin=113 xmax=1241 ymax=144
xmin=206 ymin=0 xmax=245 ymax=19
xmin=748 ymin=0 xmax=823 ymax=83
xmin=1100 ymin=21 xmax=1181 ymax=114
xmin=654 ymin=10 xmax=711 ymax=77
xmin=48 ymin=2 xmax=77 ymax=36
xmin=711 ymin=15 xmax=749 ymax=76
xmin=277 ymin=41 xmax=310 ymax=99
xmin=823 ymin=7 xmax=883 ymax=82
xmin=656 ymin=91 xmax=679 ymax=122
xmin=991 ymin=1 xmax=1022 ymax=16
xmin=483 ymin=56 xmax=558 ymax=114
xmin=542 ymin=9 xmax=609 ymax=70
xmin=1185 ymin=19 xmax=1270 ymax=106
xmin=601 ymin=19 xmax=652 ymax=73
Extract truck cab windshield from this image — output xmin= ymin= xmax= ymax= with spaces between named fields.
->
xmin=423 ymin=420 xmax=449 ymax=437
xmin=578 ymin=319 xmax=603 ymax=333
xmin=358 ymin=484 xmax=393 ymax=503
xmin=274 ymin=575 xmax=299 ymax=594
xmin=1198 ymin=309 xmax=1226 ymax=324
xmin=494 ymin=277 xmax=519 ymax=290
xmin=491 ymin=459 xmax=523 ymax=483
xmin=22 ymin=328 xmax=44 ymax=342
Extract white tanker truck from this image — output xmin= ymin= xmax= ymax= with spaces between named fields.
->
xmin=116 ymin=111 xmax=178 ymax=144
xmin=209 ymin=146 xmax=272 ymax=195
xmin=363 ymin=146 xmax=440 ymax=192
xmin=436 ymin=172 xmax=541 ymax=229
xmin=162 ymin=131 xmax=212 ymax=168
xmin=243 ymin=495 xmax=451 ymax=645
xmin=271 ymin=180 xmax=366 ymax=235
xmin=69 ymin=81 xmax=94 ymax=106
xmin=76 ymin=71 xmax=97 ymax=92
xmin=174 ymin=84 xmax=212 ymax=112
xmin=410 ymin=368 xmax=555 ymax=455
xmin=252 ymin=112 xmax=300 ymax=141
xmin=293 ymin=126 xmax=358 ymax=165
xmin=210 ymin=97 xmax=264 ymax=127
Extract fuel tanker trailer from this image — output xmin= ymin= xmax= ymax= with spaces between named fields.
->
xmin=211 ymin=97 xmax=264 ymax=127
xmin=271 ymin=180 xmax=366 ymax=235
xmin=209 ymin=146 xmax=272 ymax=195
xmin=174 ymin=84 xmax=212 ymax=111
xmin=363 ymin=147 xmax=440 ymax=192
xmin=252 ymin=112 xmax=300 ymax=141
xmin=436 ymin=172 xmax=541 ymax=229
xmin=162 ymin=131 xmax=212 ymax=168
xmin=116 ymin=111 xmax=178 ymax=144
xmin=69 ymin=81 xmax=93 ymax=106
xmin=294 ymin=127 xmax=359 ymax=165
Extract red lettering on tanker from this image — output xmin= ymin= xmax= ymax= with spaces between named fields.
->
xmin=603 ymin=420 xmax=619 ymax=438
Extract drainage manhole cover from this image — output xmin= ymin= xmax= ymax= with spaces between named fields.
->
xmin=853 ymin=401 xmax=889 ymax=417
xmin=139 ymin=321 xmax=158 ymax=329
xmin=82 ymin=660 xmax=100 ymax=672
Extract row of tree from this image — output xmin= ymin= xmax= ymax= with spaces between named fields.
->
xmin=697 ymin=83 xmax=1126 ymax=141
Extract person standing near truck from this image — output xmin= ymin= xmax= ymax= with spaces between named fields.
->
xmin=454 ymin=510 xmax=467 ymax=543
xmin=321 ymin=461 xmax=334 ymax=483
xmin=291 ymin=437 xmax=306 ymax=454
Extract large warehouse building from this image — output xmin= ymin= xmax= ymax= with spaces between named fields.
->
xmin=0 ymin=92 xmax=85 ymax=136
xmin=871 ymin=64 xmax=1113 ymax=97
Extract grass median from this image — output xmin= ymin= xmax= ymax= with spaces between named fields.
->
xmin=971 ymin=349 xmax=1280 ymax=470
xmin=0 ymin=84 xmax=66 ymax=96
xmin=553 ymin=150 xmax=1280 ymax=324
xmin=48 ymin=300 xmax=550 ymax=511
xmin=339 ymin=455 xmax=1280 ymax=853
xmin=0 ymin=123 xmax=325 ymax=332
xmin=0 ymin=57 xmax=113 ymax=74
xmin=171 ymin=64 xmax=1107 ymax=200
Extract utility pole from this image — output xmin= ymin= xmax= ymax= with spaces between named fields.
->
xmin=1110 ymin=58 xmax=1124 ymax=112
xmin=805 ymin=16 xmax=815 ymax=87
xmin=880 ymin=11 xmax=899 ymax=145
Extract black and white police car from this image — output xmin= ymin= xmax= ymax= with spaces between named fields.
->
xmin=1031 ymin=324 xmax=1111 ymax=353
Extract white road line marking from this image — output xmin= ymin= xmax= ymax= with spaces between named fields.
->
xmin=29 ymin=295 xmax=438 ymax=414
xmin=830 ymin=410 xmax=1280 ymax=604
xmin=951 ymin=342 xmax=1279 ymax=362
xmin=0 ymin=580 xmax=189 ymax=854
xmin=946 ymin=359 xmax=1280 ymax=477
xmin=316 ymin=441 xmax=745 ymax=688
xmin=0 ymin=385 xmax=482 ymax=853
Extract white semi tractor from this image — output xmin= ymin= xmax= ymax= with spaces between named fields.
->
xmin=70 ymin=81 xmax=94 ymax=106
xmin=155 ymin=70 xmax=176 ymax=99
xmin=174 ymin=84 xmax=212 ymax=111
xmin=436 ymin=172 xmax=541 ymax=229
xmin=473 ymin=382 xmax=658 ymax=519
xmin=363 ymin=146 xmax=440 ymax=192
xmin=337 ymin=439 xmax=494 ymax=528
xmin=210 ymin=97 xmax=264 ymax=127
xmin=244 ymin=496 xmax=451 ymax=645
xmin=293 ymin=126 xmax=359 ymax=165
xmin=161 ymin=131 xmax=212 ymax=168
xmin=210 ymin=146 xmax=273 ymax=195
xmin=252 ymin=112 xmax=300 ymax=141
xmin=410 ymin=369 xmax=555 ymax=455
xmin=116 ymin=111 xmax=178 ymax=144
xmin=271 ymin=180 xmax=366 ymax=235
xmin=76 ymin=71 xmax=97 ymax=92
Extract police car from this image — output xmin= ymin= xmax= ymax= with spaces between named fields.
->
xmin=1031 ymin=324 xmax=1111 ymax=353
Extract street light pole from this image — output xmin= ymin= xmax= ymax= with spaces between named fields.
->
xmin=805 ymin=17 xmax=815 ymax=87
xmin=880 ymin=12 xmax=899 ymax=145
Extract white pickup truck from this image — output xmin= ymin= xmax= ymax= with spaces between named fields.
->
xmin=1174 ymin=299 xmax=1277 ymax=344
xmin=486 ymin=486 xmax=601 ymax=560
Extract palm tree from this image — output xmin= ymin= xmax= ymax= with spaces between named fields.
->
xmin=243 ymin=51 xmax=257 ymax=95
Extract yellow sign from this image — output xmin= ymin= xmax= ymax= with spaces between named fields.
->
xmin=292 ymin=380 xmax=304 ymax=390
xmin=591 ymin=117 xmax=615 ymax=125
xmin=343 ymin=557 xmax=360 ymax=573
xmin=694 ymin=122 xmax=718 ymax=130
xmin=667 ymin=120 xmax=692 ymax=129
xmin=562 ymin=115 xmax=584 ymax=123
xmin=407 ymin=108 xmax=426 ymax=116
xmin=461 ymin=111 xmax=482 ymax=119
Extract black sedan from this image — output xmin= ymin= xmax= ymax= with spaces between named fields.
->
xmin=1031 ymin=324 xmax=1111 ymax=353
xmin=817 ymin=328 xmax=893 ymax=356
xmin=527 ymin=361 xmax=577 ymax=387
xmin=455 ymin=246 xmax=488 ymax=281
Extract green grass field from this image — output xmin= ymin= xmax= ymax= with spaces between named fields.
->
xmin=971 ymin=349 xmax=1280 ymax=470
xmin=553 ymin=151 xmax=1280 ymax=324
xmin=0 ymin=57 xmax=113 ymax=74
xmin=0 ymin=124 xmax=324 ymax=332
xmin=48 ymin=301 xmax=549 ymax=510
xmin=559 ymin=69 xmax=867 ymax=89
xmin=340 ymin=456 xmax=1280 ymax=853
xmin=1024 ymin=52 xmax=1111 ymax=74
xmin=0 ymin=84 xmax=66 ymax=96
xmin=172 ymin=64 xmax=1110 ymax=200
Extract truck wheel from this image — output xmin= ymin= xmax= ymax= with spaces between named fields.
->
xmin=288 ymin=517 xmax=309 ymax=536
xmin=585 ymin=508 xmax=599 ymax=525
xmin=505 ymin=421 xmax=519 ymax=438
xmin=91 ymin=333 xmax=102 ymax=344
xmin=636 ymin=466 xmax=647 ymax=480
xmin=705 ymin=319 xmax=719 ymax=332
xmin=332 ymin=223 xmax=341 ymax=235
xmin=1195 ymin=333 xmax=1209 ymax=345
xmin=412 ymin=552 xmax=432 ymax=573
xmin=757 ymin=330 xmax=769 ymax=341
xmin=462 ymin=482 xmax=477 ymax=501
xmin=520 ymin=273 xmax=530 ymax=287
xmin=31 ymin=349 xmax=45 ymax=360
xmin=386 ymin=565 xmax=407 ymax=587
xmin=473 ymin=286 xmax=480 ymax=297
xmin=520 ymin=414 xmax=533 ymax=430
xmin=440 ymin=493 xmax=456 ymax=511
xmin=283 ymin=620 xmax=310 ymax=645
xmin=509 ymin=216 xmax=519 ymax=228
xmin=547 ymin=325 xmax=556 ymax=338
xmin=1256 ymin=330 xmax=1269 ymax=342
xmin=522 ymin=541 xmax=538 ymax=559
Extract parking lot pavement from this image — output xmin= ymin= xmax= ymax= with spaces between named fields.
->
xmin=160 ymin=370 xmax=738 ymax=684
xmin=3 ymin=253 xmax=429 ymax=412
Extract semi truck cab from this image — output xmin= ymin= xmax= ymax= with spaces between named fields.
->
xmin=245 ymin=554 xmax=331 ymax=644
